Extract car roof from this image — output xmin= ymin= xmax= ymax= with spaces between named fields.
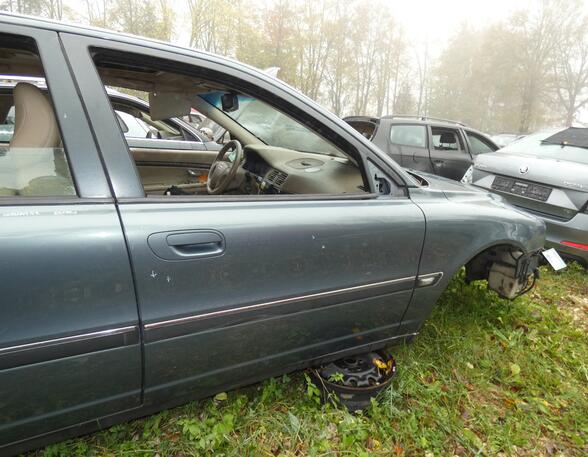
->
xmin=345 ymin=114 xmax=494 ymax=137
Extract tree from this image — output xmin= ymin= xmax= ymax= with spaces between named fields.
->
xmin=103 ymin=0 xmax=174 ymax=41
xmin=551 ymin=14 xmax=588 ymax=125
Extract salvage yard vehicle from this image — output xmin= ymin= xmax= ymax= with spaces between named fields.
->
xmin=0 ymin=14 xmax=546 ymax=455
xmin=344 ymin=115 xmax=499 ymax=181
xmin=468 ymin=128 xmax=588 ymax=267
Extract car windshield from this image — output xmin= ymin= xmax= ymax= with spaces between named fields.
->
xmin=199 ymin=91 xmax=345 ymax=157
xmin=500 ymin=130 xmax=588 ymax=165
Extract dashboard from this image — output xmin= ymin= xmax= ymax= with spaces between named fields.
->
xmin=241 ymin=145 xmax=364 ymax=194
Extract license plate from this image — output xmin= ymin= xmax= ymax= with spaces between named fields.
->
xmin=491 ymin=176 xmax=552 ymax=202
xmin=542 ymin=248 xmax=567 ymax=271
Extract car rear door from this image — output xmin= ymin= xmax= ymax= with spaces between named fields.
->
xmin=0 ymin=25 xmax=141 ymax=450
xmin=61 ymin=34 xmax=426 ymax=407
xmin=429 ymin=126 xmax=472 ymax=180
xmin=387 ymin=123 xmax=433 ymax=173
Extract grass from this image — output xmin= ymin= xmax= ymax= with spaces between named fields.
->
xmin=31 ymin=264 xmax=587 ymax=457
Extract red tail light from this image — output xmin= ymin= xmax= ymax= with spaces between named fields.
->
xmin=561 ymin=241 xmax=588 ymax=251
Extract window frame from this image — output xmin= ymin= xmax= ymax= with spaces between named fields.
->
xmin=0 ymin=25 xmax=112 ymax=204
xmin=388 ymin=123 xmax=428 ymax=149
xmin=465 ymin=130 xmax=497 ymax=155
xmin=60 ymin=33 xmax=410 ymax=202
xmin=430 ymin=126 xmax=465 ymax=153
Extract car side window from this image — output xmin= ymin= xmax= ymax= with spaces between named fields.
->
xmin=389 ymin=124 xmax=427 ymax=148
xmin=0 ymin=36 xmax=76 ymax=198
xmin=115 ymin=110 xmax=152 ymax=138
xmin=88 ymin=47 xmax=369 ymax=197
xmin=431 ymin=127 xmax=463 ymax=151
xmin=466 ymin=131 xmax=495 ymax=155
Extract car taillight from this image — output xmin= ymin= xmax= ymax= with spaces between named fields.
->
xmin=561 ymin=241 xmax=588 ymax=251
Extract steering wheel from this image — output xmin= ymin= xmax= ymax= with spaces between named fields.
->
xmin=207 ymin=140 xmax=243 ymax=195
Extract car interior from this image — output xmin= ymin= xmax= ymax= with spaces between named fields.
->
xmin=432 ymin=128 xmax=461 ymax=151
xmin=91 ymin=49 xmax=368 ymax=197
xmin=0 ymin=36 xmax=368 ymax=198
xmin=344 ymin=118 xmax=378 ymax=141
xmin=0 ymin=36 xmax=76 ymax=197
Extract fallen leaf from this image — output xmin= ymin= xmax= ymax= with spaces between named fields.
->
xmin=509 ymin=363 xmax=521 ymax=376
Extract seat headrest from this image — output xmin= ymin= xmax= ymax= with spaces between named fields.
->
xmin=439 ymin=132 xmax=457 ymax=144
xmin=9 ymin=82 xmax=60 ymax=149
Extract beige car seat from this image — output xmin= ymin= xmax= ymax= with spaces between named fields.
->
xmin=2 ymin=83 xmax=75 ymax=196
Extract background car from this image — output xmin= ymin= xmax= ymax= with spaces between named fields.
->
xmin=491 ymin=133 xmax=526 ymax=148
xmin=344 ymin=115 xmax=499 ymax=181
xmin=470 ymin=128 xmax=588 ymax=266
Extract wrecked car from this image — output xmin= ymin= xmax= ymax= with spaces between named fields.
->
xmin=344 ymin=115 xmax=499 ymax=181
xmin=467 ymin=128 xmax=588 ymax=266
xmin=0 ymin=14 xmax=545 ymax=455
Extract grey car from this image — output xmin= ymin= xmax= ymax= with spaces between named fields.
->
xmin=0 ymin=14 xmax=545 ymax=455
xmin=344 ymin=115 xmax=499 ymax=181
xmin=470 ymin=128 xmax=588 ymax=266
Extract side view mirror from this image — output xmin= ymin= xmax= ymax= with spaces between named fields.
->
xmin=221 ymin=93 xmax=239 ymax=113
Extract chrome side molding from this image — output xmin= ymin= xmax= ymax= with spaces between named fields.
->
xmin=144 ymin=275 xmax=417 ymax=333
xmin=0 ymin=326 xmax=139 ymax=370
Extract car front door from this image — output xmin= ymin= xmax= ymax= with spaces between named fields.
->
xmin=429 ymin=126 xmax=472 ymax=180
xmin=62 ymin=34 xmax=426 ymax=407
xmin=0 ymin=25 xmax=141 ymax=451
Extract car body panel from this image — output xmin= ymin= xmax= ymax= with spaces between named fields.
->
xmin=398 ymin=178 xmax=546 ymax=335
xmin=0 ymin=203 xmax=142 ymax=446
xmin=118 ymin=198 xmax=425 ymax=405
xmin=0 ymin=21 xmax=143 ymax=449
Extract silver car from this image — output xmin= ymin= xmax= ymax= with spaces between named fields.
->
xmin=470 ymin=128 xmax=588 ymax=266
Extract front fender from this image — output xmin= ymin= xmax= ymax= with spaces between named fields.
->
xmin=396 ymin=188 xmax=545 ymax=336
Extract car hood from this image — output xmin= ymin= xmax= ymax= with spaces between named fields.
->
xmin=474 ymin=151 xmax=588 ymax=192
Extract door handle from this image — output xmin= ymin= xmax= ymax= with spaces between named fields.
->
xmin=148 ymin=230 xmax=225 ymax=260
xmin=433 ymin=159 xmax=445 ymax=165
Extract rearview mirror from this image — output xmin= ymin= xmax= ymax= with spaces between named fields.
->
xmin=221 ymin=93 xmax=239 ymax=113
